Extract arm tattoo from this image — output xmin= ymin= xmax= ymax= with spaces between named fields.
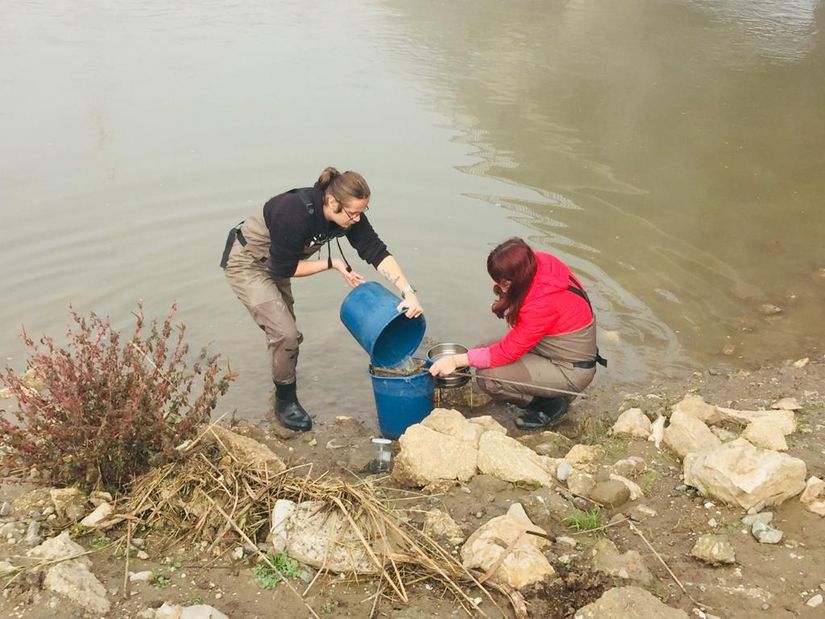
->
xmin=379 ymin=267 xmax=401 ymax=287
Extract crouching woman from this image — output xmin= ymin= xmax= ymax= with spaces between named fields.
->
xmin=429 ymin=237 xmax=605 ymax=430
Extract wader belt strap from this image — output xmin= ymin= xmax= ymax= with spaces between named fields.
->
xmin=566 ymin=275 xmax=608 ymax=369
xmin=219 ymin=222 xmax=246 ymax=269
xmin=573 ymin=348 xmax=608 ymax=369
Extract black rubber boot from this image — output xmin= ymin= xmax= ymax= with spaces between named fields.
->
xmin=274 ymin=382 xmax=312 ymax=432
xmin=515 ymin=396 xmax=569 ymax=431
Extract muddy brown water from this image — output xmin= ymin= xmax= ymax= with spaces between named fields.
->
xmin=1 ymin=1 xmax=823 ymax=426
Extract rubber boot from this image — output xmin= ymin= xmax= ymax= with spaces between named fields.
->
xmin=515 ymin=396 xmax=569 ymax=431
xmin=274 ymin=382 xmax=312 ymax=432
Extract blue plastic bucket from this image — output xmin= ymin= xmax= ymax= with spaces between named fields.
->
xmin=340 ymin=282 xmax=426 ymax=367
xmin=369 ymin=366 xmax=434 ymax=439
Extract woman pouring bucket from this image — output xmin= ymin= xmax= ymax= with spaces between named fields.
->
xmin=221 ymin=167 xmax=423 ymax=432
xmin=429 ymin=237 xmax=606 ymax=431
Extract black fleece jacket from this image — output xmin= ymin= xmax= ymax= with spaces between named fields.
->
xmin=263 ymin=182 xmax=391 ymax=277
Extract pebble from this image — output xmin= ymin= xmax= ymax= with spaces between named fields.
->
xmin=23 ymin=521 xmax=41 ymax=547
xmin=231 ymin=547 xmax=244 ymax=561
xmin=136 ymin=550 xmax=149 ymax=560
xmin=752 ymin=521 xmax=783 ymax=544
xmin=556 ymin=462 xmax=572 ymax=482
xmin=128 ymin=570 xmax=153 ymax=583
xmin=41 ymin=506 xmax=54 ymax=517
xmin=807 ymin=594 xmax=823 ymax=608
xmin=707 ymin=518 xmax=718 ymax=528
xmin=556 ymin=536 xmax=577 ymax=548
xmin=0 ymin=502 xmax=11 ymax=517
xmin=742 ymin=512 xmax=773 ymax=526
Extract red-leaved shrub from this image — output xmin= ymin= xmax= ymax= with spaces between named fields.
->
xmin=0 ymin=305 xmax=235 ymax=490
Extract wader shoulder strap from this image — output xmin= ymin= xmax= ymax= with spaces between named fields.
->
xmin=566 ymin=275 xmax=607 ymax=368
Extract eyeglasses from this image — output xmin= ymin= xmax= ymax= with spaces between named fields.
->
xmin=337 ymin=197 xmax=369 ymax=222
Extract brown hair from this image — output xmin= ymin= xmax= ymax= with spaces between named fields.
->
xmin=487 ymin=237 xmax=538 ymax=327
xmin=318 ymin=167 xmax=371 ymax=212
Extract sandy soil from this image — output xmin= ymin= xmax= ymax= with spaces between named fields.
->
xmin=1 ymin=357 xmax=823 ymax=618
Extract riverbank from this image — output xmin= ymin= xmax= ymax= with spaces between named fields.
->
xmin=1 ymin=356 xmax=823 ymax=618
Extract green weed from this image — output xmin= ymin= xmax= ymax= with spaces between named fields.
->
xmin=252 ymin=553 xmax=301 ymax=590
xmin=563 ymin=508 xmax=603 ymax=531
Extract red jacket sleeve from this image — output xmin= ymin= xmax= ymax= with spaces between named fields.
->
xmin=469 ymin=299 xmax=559 ymax=369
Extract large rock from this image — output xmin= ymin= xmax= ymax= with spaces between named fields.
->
xmin=611 ymin=408 xmax=652 ymax=438
xmin=476 ymin=431 xmax=556 ymax=487
xmin=282 ymin=500 xmax=378 ymax=574
xmin=663 ymin=411 xmax=720 ymax=459
xmin=44 ymin=561 xmax=110 ymax=615
xmin=206 ymin=425 xmax=286 ymax=472
xmin=683 ymin=439 xmax=807 ymax=510
xmin=800 ymin=476 xmax=825 ymax=516
xmin=742 ymin=419 xmax=788 ymax=451
xmin=49 ymin=488 xmax=87 ymax=521
xmin=522 ymin=488 xmax=574 ymax=526
xmin=716 ymin=407 xmax=795 ymax=435
xmin=591 ymin=538 xmax=652 ymax=584
xmin=589 ymin=481 xmax=630 ymax=507
xmin=392 ymin=424 xmax=477 ymax=486
xmin=564 ymin=445 xmax=604 ymax=465
xmin=671 ymin=394 xmax=723 ymax=425
xmin=574 ymin=586 xmax=689 ymax=619
xmin=421 ymin=408 xmax=486 ymax=446
xmin=27 ymin=531 xmax=89 ymax=566
xmin=567 ymin=471 xmax=596 ymax=498
xmin=460 ymin=503 xmax=555 ymax=589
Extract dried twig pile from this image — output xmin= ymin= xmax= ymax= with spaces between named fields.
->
xmin=121 ymin=425 xmax=526 ymax=618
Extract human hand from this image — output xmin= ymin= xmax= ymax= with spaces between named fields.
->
xmin=428 ymin=355 xmax=458 ymax=377
xmin=333 ymin=260 xmax=365 ymax=288
xmin=396 ymin=293 xmax=423 ymax=319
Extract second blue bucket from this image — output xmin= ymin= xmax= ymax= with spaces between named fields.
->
xmin=369 ymin=366 xmax=434 ymax=439
xmin=340 ymin=282 xmax=426 ymax=367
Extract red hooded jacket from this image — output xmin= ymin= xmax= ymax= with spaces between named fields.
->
xmin=467 ymin=252 xmax=594 ymax=369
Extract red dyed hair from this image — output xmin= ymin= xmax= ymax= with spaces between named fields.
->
xmin=487 ymin=238 xmax=537 ymax=327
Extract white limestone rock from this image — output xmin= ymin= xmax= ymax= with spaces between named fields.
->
xmin=663 ymin=410 xmax=721 ymax=459
xmin=476 ymin=431 xmax=556 ymax=487
xmin=800 ymin=476 xmax=825 ymax=517
xmin=683 ymin=438 xmax=807 ymax=510
xmin=671 ymin=394 xmax=724 ymax=425
xmin=574 ymin=586 xmax=689 ymax=619
xmin=610 ymin=408 xmax=652 ymax=438
xmin=460 ymin=503 xmax=555 ymax=589
xmin=742 ymin=419 xmax=788 ymax=451
xmin=392 ymin=424 xmax=477 ymax=486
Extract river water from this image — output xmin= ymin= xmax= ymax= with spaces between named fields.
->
xmin=1 ymin=0 xmax=823 ymax=424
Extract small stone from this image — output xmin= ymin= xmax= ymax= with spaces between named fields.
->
xmin=556 ymin=536 xmax=577 ymax=548
xmin=690 ymin=534 xmax=736 ymax=565
xmin=231 ymin=547 xmax=244 ymax=560
xmin=792 ymin=358 xmax=809 ymax=369
xmin=751 ymin=521 xmax=783 ymax=544
xmin=556 ymin=461 xmax=572 ymax=482
xmin=131 ymin=537 xmax=145 ymax=548
xmin=742 ymin=512 xmax=773 ymax=526
xmin=807 ymin=594 xmax=823 ymax=608
xmin=757 ymin=303 xmax=782 ymax=316
xmin=136 ymin=550 xmax=149 ymax=560
xmin=629 ymin=504 xmax=657 ymax=522
xmin=23 ymin=521 xmax=42 ymax=546
xmin=707 ymin=518 xmax=718 ymax=528
xmin=42 ymin=506 xmax=55 ymax=517
xmin=589 ymin=481 xmax=631 ymax=508
xmin=128 ymin=570 xmax=153 ymax=583
xmin=0 ymin=502 xmax=11 ymax=517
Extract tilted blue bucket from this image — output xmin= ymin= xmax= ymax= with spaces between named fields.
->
xmin=369 ymin=366 xmax=434 ymax=439
xmin=340 ymin=282 xmax=426 ymax=367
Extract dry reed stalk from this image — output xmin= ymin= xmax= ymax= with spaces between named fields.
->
xmin=119 ymin=439 xmax=523 ymax=618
